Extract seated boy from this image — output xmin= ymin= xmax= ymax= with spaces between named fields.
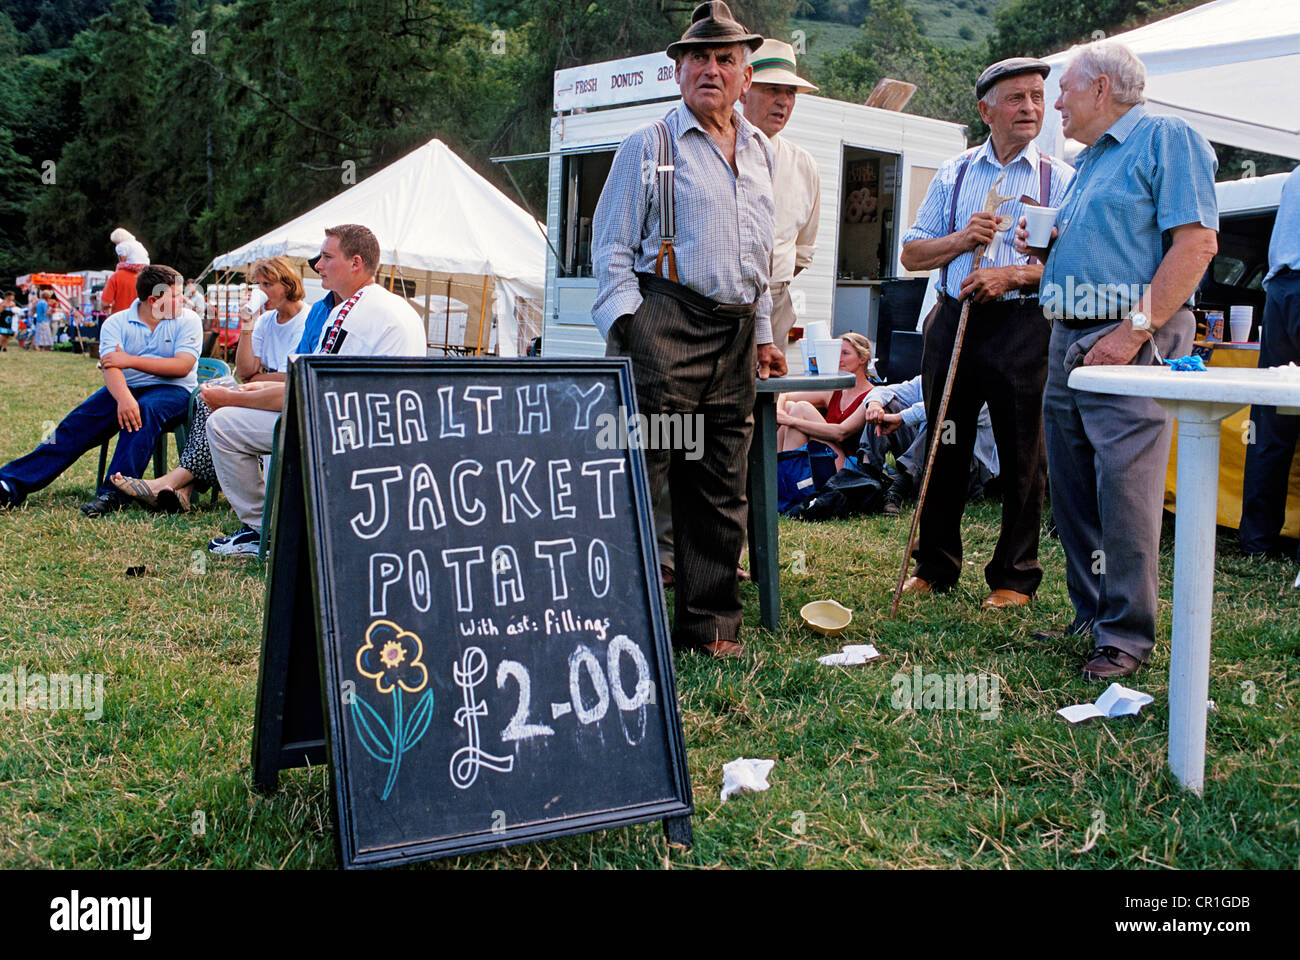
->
xmin=0 ymin=265 xmax=202 ymax=516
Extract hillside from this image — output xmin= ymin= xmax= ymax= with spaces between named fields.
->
xmin=795 ymin=0 xmax=1013 ymax=72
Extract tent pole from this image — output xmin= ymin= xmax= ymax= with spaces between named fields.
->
xmin=476 ymin=275 xmax=489 ymax=357
xmin=445 ymin=278 xmax=451 ymax=357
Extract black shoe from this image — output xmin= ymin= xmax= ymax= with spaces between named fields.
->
xmin=1081 ymin=645 xmax=1143 ymax=681
xmin=80 ymin=490 xmax=131 ymax=517
xmin=883 ymin=474 xmax=911 ymax=516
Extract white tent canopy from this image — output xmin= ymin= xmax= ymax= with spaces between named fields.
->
xmin=211 ymin=138 xmax=546 ymax=355
xmin=1035 ymin=0 xmax=1300 ymax=162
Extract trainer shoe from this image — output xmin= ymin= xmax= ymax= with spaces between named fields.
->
xmin=0 ymin=478 xmax=20 ymax=508
xmin=208 ymin=524 xmax=262 ymax=557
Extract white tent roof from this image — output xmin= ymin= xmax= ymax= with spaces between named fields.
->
xmin=211 ymin=138 xmax=546 ymax=354
xmin=1035 ymin=0 xmax=1300 ymax=161
xmin=213 ymin=137 xmax=543 ymax=282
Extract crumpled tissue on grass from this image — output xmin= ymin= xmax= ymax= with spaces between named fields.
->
xmin=817 ymin=643 xmax=880 ymax=666
xmin=1057 ymin=682 xmax=1154 ymax=723
xmin=720 ymin=758 xmax=776 ymax=802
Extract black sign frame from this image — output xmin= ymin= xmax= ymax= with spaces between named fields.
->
xmin=253 ymin=356 xmax=694 ymax=869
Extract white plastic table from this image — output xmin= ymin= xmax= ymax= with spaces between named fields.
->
xmin=1068 ymin=365 xmax=1300 ymax=793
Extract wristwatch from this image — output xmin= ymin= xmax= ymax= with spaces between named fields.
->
xmin=1129 ymin=312 xmax=1150 ymax=331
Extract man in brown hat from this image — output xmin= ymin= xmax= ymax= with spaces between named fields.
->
xmin=592 ymin=1 xmax=785 ymax=659
xmin=896 ymin=57 xmax=1073 ymax=609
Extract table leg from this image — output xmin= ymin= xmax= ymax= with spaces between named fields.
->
xmin=1168 ymin=415 xmax=1222 ymax=794
xmin=748 ymin=395 xmax=780 ymax=631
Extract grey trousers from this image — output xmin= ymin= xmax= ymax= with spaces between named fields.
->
xmin=1042 ymin=310 xmax=1193 ymax=661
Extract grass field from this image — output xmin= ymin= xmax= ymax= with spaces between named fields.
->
xmin=1 ymin=348 xmax=1297 ymax=869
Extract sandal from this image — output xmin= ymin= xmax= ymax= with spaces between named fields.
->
xmin=110 ymin=474 xmax=160 ymax=510
xmin=155 ymin=487 xmax=192 ymax=514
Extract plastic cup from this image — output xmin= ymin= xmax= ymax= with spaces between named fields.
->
xmin=1229 ymin=305 xmax=1253 ymax=342
xmin=814 ymin=340 xmax=842 ymax=377
xmin=803 ymin=321 xmax=831 ymax=344
xmin=1023 ymin=205 xmax=1059 ymax=247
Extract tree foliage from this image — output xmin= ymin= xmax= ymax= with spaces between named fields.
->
xmin=814 ymin=0 xmax=984 ymax=130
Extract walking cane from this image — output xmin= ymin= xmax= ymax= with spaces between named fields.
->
xmin=889 ymin=174 xmax=1016 ymax=617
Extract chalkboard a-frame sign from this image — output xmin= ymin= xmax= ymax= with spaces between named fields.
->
xmin=252 ymin=357 xmax=694 ymax=868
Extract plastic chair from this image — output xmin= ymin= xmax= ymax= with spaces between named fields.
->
xmin=95 ymin=358 xmax=232 ymax=489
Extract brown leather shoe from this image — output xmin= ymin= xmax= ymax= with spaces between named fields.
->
xmin=660 ymin=564 xmax=674 ymax=588
xmin=900 ymin=575 xmax=932 ymax=595
xmin=982 ymin=588 xmax=1031 ymax=609
xmin=1081 ymin=646 xmax=1142 ymax=681
xmin=699 ymin=639 xmax=745 ymax=659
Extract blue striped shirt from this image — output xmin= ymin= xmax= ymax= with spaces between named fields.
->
xmin=1042 ymin=105 xmax=1218 ymax=322
xmin=99 ymin=301 xmax=203 ymax=390
xmin=592 ymin=100 xmax=776 ymax=343
xmin=902 ymin=138 xmax=1074 ymax=301
xmin=1266 ymin=164 xmax=1300 ymax=289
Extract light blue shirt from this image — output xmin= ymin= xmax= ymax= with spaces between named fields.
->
xmin=99 ymin=301 xmax=203 ymax=390
xmin=1266 ymin=165 xmax=1300 ymax=289
xmin=902 ymin=138 xmax=1074 ymax=301
xmin=592 ymin=99 xmax=776 ymax=342
xmin=1041 ymin=105 xmax=1219 ymax=324
xmin=872 ymin=374 xmax=925 ymax=427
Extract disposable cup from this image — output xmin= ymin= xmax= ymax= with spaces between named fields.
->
xmin=813 ymin=340 xmax=842 ymax=377
xmin=1230 ymin=305 xmax=1253 ymax=342
xmin=1023 ymin=205 xmax=1059 ymax=247
xmin=803 ymin=321 xmax=831 ymax=344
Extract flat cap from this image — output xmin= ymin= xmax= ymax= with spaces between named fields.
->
xmin=976 ymin=57 xmax=1050 ymax=99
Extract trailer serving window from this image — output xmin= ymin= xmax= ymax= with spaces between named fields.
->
xmin=837 ymin=146 xmax=902 ymax=280
xmin=560 ymin=151 xmax=615 ymax=278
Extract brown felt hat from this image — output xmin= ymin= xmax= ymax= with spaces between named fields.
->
xmin=666 ymin=2 xmax=763 ymax=60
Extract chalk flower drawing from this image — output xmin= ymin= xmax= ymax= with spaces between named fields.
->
xmin=357 ymin=619 xmax=429 ymax=694
xmin=352 ymin=619 xmax=435 ymax=800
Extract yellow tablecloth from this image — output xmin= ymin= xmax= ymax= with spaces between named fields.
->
xmin=1164 ymin=343 xmax=1300 ymax=536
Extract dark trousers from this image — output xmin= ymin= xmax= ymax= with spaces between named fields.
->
xmin=859 ymin=397 xmax=919 ymax=477
xmin=1240 ymin=269 xmax=1300 ymax=559
xmin=0 ymin=383 xmax=190 ymax=500
xmin=607 ymin=274 xmax=756 ymax=648
xmin=915 ymin=295 xmax=1050 ymax=593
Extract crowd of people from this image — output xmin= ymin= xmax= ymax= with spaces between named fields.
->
xmin=3 ymin=1 xmax=1296 ymax=683
xmin=0 ymin=224 xmax=425 ymax=555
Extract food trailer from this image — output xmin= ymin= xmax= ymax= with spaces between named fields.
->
xmin=535 ymin=50 xmax=967 ymax=358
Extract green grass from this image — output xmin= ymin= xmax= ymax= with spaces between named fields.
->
xmin=1 ymin=349 xmax=1297 ymax=868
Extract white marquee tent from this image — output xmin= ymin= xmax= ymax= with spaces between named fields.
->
xmin=1035 ymin=0 xmax=1300 ymax=162
xmin=210 ymin=138 xmax=546 ymax=356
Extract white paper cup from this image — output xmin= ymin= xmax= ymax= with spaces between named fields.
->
xmin=814 ymin=340 xmax=842 ymax=377
xmin=803 ymin=321 xmax=831 ymax=344
xmin=1230 ymin=318 xmax=1252 ymax=342
xmin=1023 ymin=205 xmax=1059 ymax=246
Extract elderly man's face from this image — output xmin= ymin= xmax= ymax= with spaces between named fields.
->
xmin=978 ymin=74 xmax=1045 ymax=146
xmin=741 ymin=81 xmax=797 ymax=138
xmin=1056 ymin=65 xmax=1106 ymax=144
xmin=676 ymin=44 xmax=751 ymax=119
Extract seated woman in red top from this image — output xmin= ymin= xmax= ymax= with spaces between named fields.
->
xmin=777 ymin=331 xmax=873 ymax=469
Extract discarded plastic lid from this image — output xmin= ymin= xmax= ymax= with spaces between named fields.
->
xmin=800 ymin=599 xmax=853 ymax=636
